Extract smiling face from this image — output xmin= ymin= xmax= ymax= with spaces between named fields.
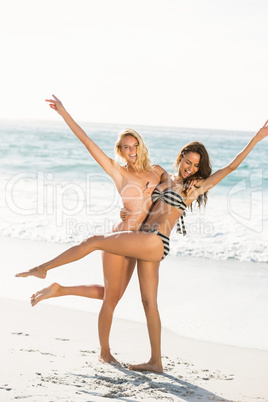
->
xmin=119 ymin=135 xmax=139 ymax=165
xmin=179 ymin=151 xmax=200 ymax=179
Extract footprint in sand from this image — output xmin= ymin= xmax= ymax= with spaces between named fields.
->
xmin=0 ymin=386 xmax=12 ymax=391
xmin=11 ymin=332 xmax=29 ymax=336
xmin=19 ymin=349 xmax=39 ymax=352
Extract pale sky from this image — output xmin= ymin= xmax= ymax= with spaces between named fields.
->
xmin=1 ymin=0 xmax=268 ymax=131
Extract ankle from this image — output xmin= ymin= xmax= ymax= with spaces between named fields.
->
xmin=100 ymin=347 xmax=111 ymax=357
xmin=149 ymin=357 xmax=162 ymax=367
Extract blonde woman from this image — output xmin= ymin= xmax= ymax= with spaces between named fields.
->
xmin=17 ymin=119 xmax=268 ymax=372
xmin=30 ymin=95 xmax=166 ymax=365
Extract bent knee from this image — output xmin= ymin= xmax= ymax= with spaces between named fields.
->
xmin=81 ymin=235 xmax=97 ymax=245
xmin=80 ymin=235 xmax=101 ymax=252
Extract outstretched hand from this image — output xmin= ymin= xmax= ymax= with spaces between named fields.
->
xmin=255 ymin=119 xmax=268 ymax=142
xmin=45 ymin=95 xmax=65 ymax=114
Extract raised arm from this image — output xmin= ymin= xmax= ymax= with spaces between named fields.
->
xmin=197 ymin=120 xmax=268 ymax=195
xmin=45 ymin=95 xmax=118 ymax=178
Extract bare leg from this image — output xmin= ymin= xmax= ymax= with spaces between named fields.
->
xmin=98 ymin=253 xmax=136 ymax=364
xmin=15 ymin=232 xmax=163 ymax=278
xmin=31 ymin=283 xmax=105 ymax=307
xmin=29 ymin=251 xmax=136 ymax=365
xmin=128 ymin=260 xmax=163 ymax=373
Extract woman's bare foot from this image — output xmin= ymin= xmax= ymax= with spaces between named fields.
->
xmin=31 ymin=282 xmax=61 ymax=307
xmin=128 ymin=361 xmax=163 ymax=373
xmin=98 ymin=352 xmax=121 ymax=365
xmin=15 ymin=266 xmax=47 ymax=279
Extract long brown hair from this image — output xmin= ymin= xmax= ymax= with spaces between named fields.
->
xmin=114 ymin=129 xmax=153 ymax=172
xmin=173 ymin=141 xmax=212 ymax=209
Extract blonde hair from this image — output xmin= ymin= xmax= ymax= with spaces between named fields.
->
xmin=114 ymin=128 xmax=153 ymax=172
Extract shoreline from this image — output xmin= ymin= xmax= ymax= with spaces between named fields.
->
xmin=3 ymin=236 xmax=268 ymax=350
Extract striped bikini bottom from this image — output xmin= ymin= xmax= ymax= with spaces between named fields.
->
xmin=148 ymin=230 xmax=170 ymax=260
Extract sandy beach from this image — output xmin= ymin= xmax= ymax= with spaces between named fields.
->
xmin=1 ymin=297 xmax=268 ymax=401
xmin=2 ymin=0 xmax=268 ymax=399
xmin=1 ymin=237 xmax=268 ymax=401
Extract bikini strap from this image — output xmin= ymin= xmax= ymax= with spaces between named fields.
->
xmin=176 ymin=212 xmax=186 ymax=236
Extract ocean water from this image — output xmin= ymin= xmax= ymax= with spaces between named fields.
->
xmin=1 ymin=119 xmax=268 ymax=351
xmin=1 ymin=119 xmax=268 ymax=263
